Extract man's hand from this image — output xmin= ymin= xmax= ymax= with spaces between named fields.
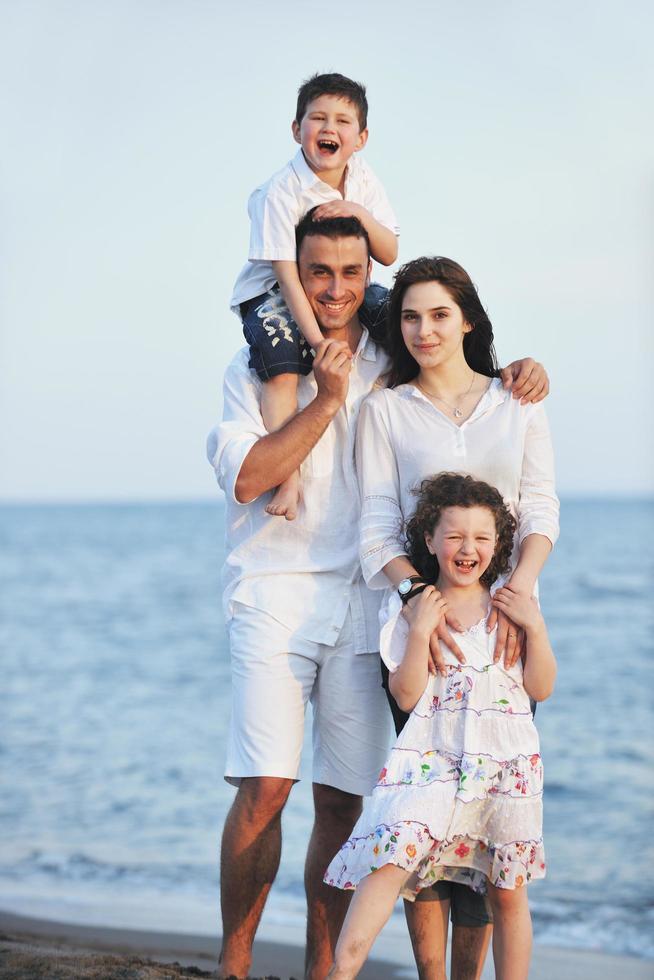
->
xmin=500 ymin=358 xmax=549 ymax=404
xmin=313 ymin=338 xmax=352 ymax=414
xmin=312 ymin=201 xmax=367 ymax=222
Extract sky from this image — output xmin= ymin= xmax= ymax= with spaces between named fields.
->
xmin=1 ymin=0 xmax=652 ymax=501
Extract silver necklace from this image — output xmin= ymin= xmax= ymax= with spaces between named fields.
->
xmin=416 ymin=372 xmax=476 ymax=418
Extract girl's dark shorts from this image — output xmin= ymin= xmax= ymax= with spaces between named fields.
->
xmin=240 ymin=283 xmax=389 ymax=382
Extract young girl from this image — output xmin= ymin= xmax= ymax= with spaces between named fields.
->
xmin=324 ymin=473 xmax=556 ymax=980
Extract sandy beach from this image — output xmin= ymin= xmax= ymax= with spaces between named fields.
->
xmin=1 ymin=910 xmax=652 ymax=980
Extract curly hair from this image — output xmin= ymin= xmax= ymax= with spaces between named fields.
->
xmin=385 ymin=256 xmax=500 ymax=388
xmin=404 ymin=473 xmax=516 ymax=588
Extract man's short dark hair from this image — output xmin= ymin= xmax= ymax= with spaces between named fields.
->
xmin=295 ymin=206 xmax=371 ymax=259
xmin=295 ymin=72 xmax=368 ymax=131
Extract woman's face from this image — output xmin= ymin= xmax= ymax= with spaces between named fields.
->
xmin=400 ymin=281 xmax=471 ymax=371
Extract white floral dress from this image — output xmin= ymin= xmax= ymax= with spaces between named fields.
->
xmin=324 ymin=601 xmax=546 ymax=897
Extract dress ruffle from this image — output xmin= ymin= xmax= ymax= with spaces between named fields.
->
xmin=324 ymin=818 xmax=545 ymax=897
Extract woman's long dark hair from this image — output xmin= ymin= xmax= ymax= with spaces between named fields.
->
xmin=385 ymin=256 xmax=500 ymax=389
xmin=404 ymin=473 xmax=516 ymax=588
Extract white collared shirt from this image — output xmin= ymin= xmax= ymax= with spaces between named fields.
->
xmin=356 ymin=379 xmax=560 ymax=590
xmin=230 ymin=150 xmax=399 ymax=311
xmin=206 ymin=330 xmax=391 ymax=648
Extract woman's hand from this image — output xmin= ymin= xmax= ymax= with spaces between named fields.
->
xmin=492 ymin=586 xmax=546 ymax=650
xmin=488 ymin=608 xmax=524 ymax=668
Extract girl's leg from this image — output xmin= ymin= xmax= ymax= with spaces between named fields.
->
xmin=486 ymin=883 xmax=532 ymax=980
xmin=327 ymin=864 xmax=411 ymax=980
xmin=260 ymin=373 xmax=301 ymax=520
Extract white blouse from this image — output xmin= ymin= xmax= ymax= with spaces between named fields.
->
xmin=356 ymin=379 xmax=559 ymax=590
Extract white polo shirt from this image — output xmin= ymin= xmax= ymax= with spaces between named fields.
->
xmin=207 ymin=329 xmax=390 ymax=650
xmin=230 ymin=150 xmax=399 ymax=312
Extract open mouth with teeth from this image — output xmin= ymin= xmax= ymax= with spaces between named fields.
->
xmin=318 ymin=139 xmax=339 ymax=154
xmin=454 ymin=560 xmax=478 ymax=570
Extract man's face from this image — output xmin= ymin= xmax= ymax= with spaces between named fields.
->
xmin=297 ymin=234 xmax=371 ymax=334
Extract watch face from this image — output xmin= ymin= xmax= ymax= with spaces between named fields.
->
xmin=398 ymin=578 xmax=412 ymax=595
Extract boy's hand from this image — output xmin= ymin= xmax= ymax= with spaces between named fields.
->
xmin=492 ymin=586 xmax=545 ymax=642
xmin=313 ymin=338 xmax=352 ymax=414
xmin=312 ymin=201 xmax=368 ymax=223
xmin=499 ymin=358 xmax=549 ymax=404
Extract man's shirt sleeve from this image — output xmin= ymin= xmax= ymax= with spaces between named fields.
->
xmin=206 ymin=354 xmax=267 ymax=503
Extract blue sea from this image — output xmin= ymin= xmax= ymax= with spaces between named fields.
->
xmin=1 ymin=500 xmax=653 ymax=963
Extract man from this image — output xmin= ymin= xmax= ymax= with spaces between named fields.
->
xmin=207 ymin=210 xmax=548 ymax=980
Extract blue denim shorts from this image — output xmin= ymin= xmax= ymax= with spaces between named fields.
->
xmin=240 ymin=283 xmax=388 ymax=382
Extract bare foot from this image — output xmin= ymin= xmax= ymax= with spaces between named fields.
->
xmin=265 ymin=479 xmax=299 ymax=520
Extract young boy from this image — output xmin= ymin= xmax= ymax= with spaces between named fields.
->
xmin=230 ymin=72 xmax=399 ymax=520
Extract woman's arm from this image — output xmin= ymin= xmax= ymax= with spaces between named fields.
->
xmin=492 ymin=587 xmax=556 ymax=701
xmin=492 ymin=403 xmax=559 ymax=666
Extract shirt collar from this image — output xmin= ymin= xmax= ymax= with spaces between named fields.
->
xmin=354 ymin=325 xmax=380 ymax=363
xmin=291 ymin=148 xmax=352 ymax=191
xmin=400 ymin=376 xmax=505 ymax=409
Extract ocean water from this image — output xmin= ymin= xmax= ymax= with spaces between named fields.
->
xmin=1 ymin=500 xmax=653 ymax=962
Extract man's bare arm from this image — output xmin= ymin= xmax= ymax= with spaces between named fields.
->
xmin=235 ymin=339 xmax=351 ymax=503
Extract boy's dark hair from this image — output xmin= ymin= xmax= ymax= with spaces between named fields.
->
xmin=386 ymin=256 xmax=500 ymax=388
xmin=296 ymin=206 xmax=371 ymax=258
xmin=404 ymin=473 xmax=516 ymax=588
xmin=296 ymin=72 xmax=368 ymax=130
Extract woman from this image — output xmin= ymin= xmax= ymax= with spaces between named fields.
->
xmin=355 ymin=256 xmax=559 ymax=979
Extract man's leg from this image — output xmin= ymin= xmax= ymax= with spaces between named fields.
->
xmin=219 ymin=776 xmax=294 ymax=979
xmin=403 ymin=892 xmax=450 ymax=980
xmin=304 ymin=783 xmax=363 ymax=980
xmin=306 ymin=620 xmax=390 ymax=980
xmin=221 ymin=604 xmax=317 ymax=978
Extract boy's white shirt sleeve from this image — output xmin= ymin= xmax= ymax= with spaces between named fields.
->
xmin=247 ymin=182 xmax=302 ymax=262
xmin=206 ymin=353 xmax=267 ymax=503
xmin=380 ymin=591 xmax=409 ymax=673
xmin=360 ymin=161 xmax=400 ymax=236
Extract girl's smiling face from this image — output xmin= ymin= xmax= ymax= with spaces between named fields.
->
xmin=426 ymin=505 xmax=497 ymax=588
xmin=400 ymin=281 xmax=472 ymax=370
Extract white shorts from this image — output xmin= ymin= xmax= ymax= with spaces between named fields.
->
xmin=226 ymin=603 xmax=391 ymax=796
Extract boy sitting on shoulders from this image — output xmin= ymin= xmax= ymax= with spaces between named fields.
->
xmin=230 ymin=72 xmax=399 ymax=520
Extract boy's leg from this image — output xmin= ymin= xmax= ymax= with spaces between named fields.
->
xmin=241 ymin=289 xmax=314 ymax=521
xmin=260 ymin=374 xmax=301 ymax=520
xmin=327 ymin=865 xmax=411 ymax=979
xmin=486 ymin=883 xmax=532 ymax=980
xmin=403 ymin=890 xmax=450 ymax=980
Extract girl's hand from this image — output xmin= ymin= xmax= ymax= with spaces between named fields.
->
xmin=492 ymin=586 xmax=545 ymax=643
xmin=402 ymin=585 xmax=447 ymax=635
xmin=403 ymin=588 xmax=462 ymax=677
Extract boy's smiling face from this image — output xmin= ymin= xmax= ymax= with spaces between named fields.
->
xmin=292 ymin=94 xmax=368 ymax=180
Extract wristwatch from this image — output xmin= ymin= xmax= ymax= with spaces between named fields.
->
xmin=397 ymin=576 xmax=427 ymax=604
